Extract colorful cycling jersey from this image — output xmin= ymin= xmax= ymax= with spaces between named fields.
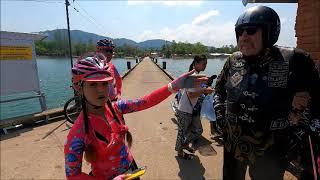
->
xmin=64 ymin=85 xmax=171 ymax=179
xmin=108 ymin=62 xmax=122 ymax=100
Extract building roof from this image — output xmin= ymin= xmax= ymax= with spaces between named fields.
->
xmin=242 ymin=0 xmax=297 ymax=6
xmin=0 ymin=31 xmax=47 ymax=41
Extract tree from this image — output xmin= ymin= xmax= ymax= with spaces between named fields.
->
xmin=35 ymin=37 xmax=238 ymax=58
xmin=35 ymin=41 xmax=48 ymax=55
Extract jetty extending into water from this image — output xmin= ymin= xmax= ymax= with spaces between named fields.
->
xmin=0 ymin=57 xmax=296 ymax=179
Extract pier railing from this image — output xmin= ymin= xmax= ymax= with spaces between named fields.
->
xmin=0 ymin=59 xmax=142 ymax=133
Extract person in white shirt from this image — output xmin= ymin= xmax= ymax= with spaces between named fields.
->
xmin=175 ymin=55 xmax=214 ymax=160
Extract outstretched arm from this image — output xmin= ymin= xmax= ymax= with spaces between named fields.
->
xmin=115 ymin=70 xmax=207 ymax=114
xmin=115 ymin=85 xmax=172 ymax=114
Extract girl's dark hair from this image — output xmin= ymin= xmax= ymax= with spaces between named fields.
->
xmin=84 ymin=144 xmax=96 ymax=162
xmin=188 ymin=54 xmax=207 ymax=71
xmin=126 ymin=131 xmax=133 ymax=148
xmin=81 ymin=95 xmax=89 ymax=134
xmin=81 ymin=94 xmax=96 ymax=162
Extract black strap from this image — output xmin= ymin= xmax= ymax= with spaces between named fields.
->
xmin=90 ymin=100 xmax=119 ymax=143
xmin=185 ymin=91 xmax=194 ymax=108
xmin=106 ymin=99 xmax=123 ymax=125
xmin=94 ymin=130 xmax=109 ymax=144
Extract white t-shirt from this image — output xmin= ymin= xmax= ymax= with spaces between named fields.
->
xmin=177 ymin=72 xmax=202 ymax=114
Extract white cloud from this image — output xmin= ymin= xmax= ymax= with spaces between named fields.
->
xmin=278 ymin=17 xmax=296 ymax=47
xmin=133 ymin=10 xmax=236 ymax=47
xmin=161 ymin=1 xmax=203 ymax=6
xmin=111 ymin=19 xmax=120 ymax=24
xmin=280 ymin=17 xmax=287 ymax=25
xmin=127 ymin=1 xmax=147 ymax=5
xmin=192 ymin=10 xmax=219 ymax=25
xmin=127 ymin=0 xmax=203 ymax=6
xmin=131 ymin=10 xmax=296 ymax=47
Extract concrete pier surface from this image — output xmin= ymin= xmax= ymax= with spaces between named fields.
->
xmin=120 ymin=58 xmax=223 ymax=180
xmin=0 ymin=57 xmax=296 ymax=180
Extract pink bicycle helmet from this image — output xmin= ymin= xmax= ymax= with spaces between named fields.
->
xmin=72 ymin=52 xmax=113 ymax=91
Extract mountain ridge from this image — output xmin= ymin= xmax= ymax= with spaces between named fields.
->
xmin=38 ymin=29 xmax=171 ymax=49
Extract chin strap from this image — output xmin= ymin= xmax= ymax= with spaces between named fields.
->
xmin=88 ymin=102 xmax=104 ymax=109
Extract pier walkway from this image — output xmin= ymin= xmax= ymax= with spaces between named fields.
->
xmin=0 ymin=57 xmax=223 ymax=179
xmin=121 ymin=58 xmax=223 ymax=179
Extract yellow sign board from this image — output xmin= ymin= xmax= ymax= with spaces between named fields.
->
xmin=0 ymin=46 xmax=33 ymax=60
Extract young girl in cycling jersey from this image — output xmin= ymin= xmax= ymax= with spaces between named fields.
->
xmin=64 ymin=53 xmax=207 ymax=180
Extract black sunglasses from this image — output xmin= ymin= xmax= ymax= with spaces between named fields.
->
xmin=236 ymin=27 xmax=258 ymax=36
xmin=104 ymin=49 xmax=113 ymax=54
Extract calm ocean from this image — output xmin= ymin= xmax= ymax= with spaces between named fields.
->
xmin=0 ymin=57 xmax=226 ymax=120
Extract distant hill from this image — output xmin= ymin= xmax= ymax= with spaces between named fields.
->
xmin=39 ymin=29 xmax=107 ymax=43
xmin=38 ymin=29 xmax=171 ymax=50
xmin=137 ymin=39 xmax=171 ymax=49
xmin=114 ymin=38 xmax=138 ymax=47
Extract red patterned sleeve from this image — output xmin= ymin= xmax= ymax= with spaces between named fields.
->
xmin=64 ymin=115 xmax=97 ymax=180
xmin=115 ymin=85 xmax=171 ymax=114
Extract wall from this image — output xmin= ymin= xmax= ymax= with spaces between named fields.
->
xmin=296 ymin=0 xmax=320 ymax=67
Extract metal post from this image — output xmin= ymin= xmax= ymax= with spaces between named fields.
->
xmin=136 ymin=58 xmax=138 ymax=63
xmin=162 ymin=61 xmax=166 ymax=69
xmin=65 ymin=0 xmax=73 ymax=68
xmin=38 ymin=93 xmax=47 ymax=111
xmin=38 ymin=92 xmax=48 ymax=123
xmin=65 ymin=0 xmax=79 ymax=108
xmin=127 ymin=61 xmax=131 ymax=69
xmin=155 ymin=59 xmax=158 ymax=63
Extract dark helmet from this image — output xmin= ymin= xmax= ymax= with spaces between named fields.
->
xmin=235 ymin=6 xmax=280 ymax=47
xmin=96 ymin=39 xmax=115 ymax=51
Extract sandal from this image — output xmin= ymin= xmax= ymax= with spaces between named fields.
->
xmin=182 ymin=145 xmax=196 ymax=154
xmin=178 ymin=151 xmax=195 ymax=160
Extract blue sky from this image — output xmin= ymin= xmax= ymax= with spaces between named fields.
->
xmin=1 ymin=0 xmax=297 ymax=47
